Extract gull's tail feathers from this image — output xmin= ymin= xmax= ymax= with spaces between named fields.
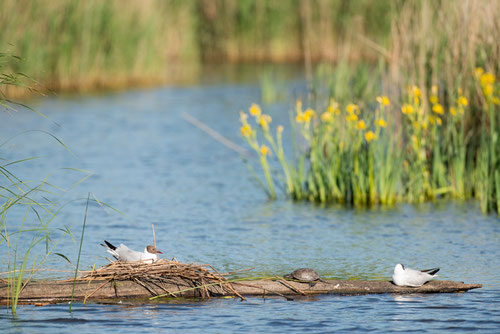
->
xmin=101 ymin=240 xmax=117 ymax=250
xmin=421 ymin=268 xmax=440 ymax=276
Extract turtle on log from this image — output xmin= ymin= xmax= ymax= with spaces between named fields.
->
xmin=284 ymin=268 xmax=327 ymax=286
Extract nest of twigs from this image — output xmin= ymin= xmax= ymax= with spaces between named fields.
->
xmin=76 ymin=259 xmax=244 ymax=300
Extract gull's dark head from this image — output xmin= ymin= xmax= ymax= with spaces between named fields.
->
xmin=146 ymin=245 xmax=163 ymax=254
xmin=394 ymin=263 xmax=405 ymax=273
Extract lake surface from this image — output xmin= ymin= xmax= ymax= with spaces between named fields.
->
xmin=1 ymin=73 xmax=500 ymax=333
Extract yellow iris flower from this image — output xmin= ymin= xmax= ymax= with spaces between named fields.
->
xmin=376 ymin=96 xmax=390 ymax=106
xmin=346 ymin=113 xmax=358 ymax=122
xmin=432 ymin=104 xmax=444 ymax=115
xmin=260 ymin=145 xmax=271 ymax=156
xmin=240 ymin=124 xmax=252 ymax=137
xmin=364 ymin=131 xmax=377 ymax=143
xmin=321 ymin=112 xmax=334 ymax=123
xmin=356 ymin=120 xmax=366 ymax=130
xmin=249 ymin=103 xmax=262 ymax=117
xmin=303 ymin=108 xmax=316 ymax=123
xmin=401 ymin=104 xmax=414 ymax=115
xmin=346 ymin=104 xmax=359 ymax=114
xmin=377 ymin=119 xmax=387 ymax=127
xmin=457 ymin=96 xmax=468 ymax=106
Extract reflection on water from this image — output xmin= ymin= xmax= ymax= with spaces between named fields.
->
xmin=0 ymin=78 xmax=499 ymax=332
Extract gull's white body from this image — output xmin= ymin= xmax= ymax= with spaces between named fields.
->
xmin=102 ymin=241 xmax=160 ymax=263
xmin=392 ymin=264 xmax=439 ymax=287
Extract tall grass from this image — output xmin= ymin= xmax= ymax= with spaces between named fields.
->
xmin=1 ymin=54 xmax=91 ymax=315
xmin=0 ymin=0 xmax=199 ymax=95
xmin=1 ymin=0 xmax=393 ymax=95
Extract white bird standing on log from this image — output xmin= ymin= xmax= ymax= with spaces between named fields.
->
xmin=101 ymin=240 xmax=162 ymax=263
xmin=392 ymin=263 xmax=440 ymax=287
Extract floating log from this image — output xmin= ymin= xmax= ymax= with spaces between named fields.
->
xmin=0 ymin=278 xmax=482 ymax=304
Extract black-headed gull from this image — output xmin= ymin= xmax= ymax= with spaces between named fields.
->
xmin=101 ymin=240 xmax=163 ymax=263
xmin=392 ymin=263 xmax=439 ymax=287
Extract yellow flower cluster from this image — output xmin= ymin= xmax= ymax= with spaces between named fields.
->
xmin=240 ymin=103 xmax=282 ymax=159
xmin=457 ymin=96 xmax=468 ymax=107
xmin=295 ymin=97 xmax=386 ymax=144
xmin=258 ymin=114 xmax=272 ymax=130
xmin=239 ymin=111 xmax=253 ymax=138
xmin=260 ymin=145 xmax=271 ymax=156
xmin=411 ymin=86 xmax=422 ymax=105
xmin=429 ymin=85 xmax=439 ymax=105
xmin=346 ymin=103 xmax=360 ymax=114
xmin=401 ymin=104 xmax=414 ymax=115
xmin=377 ymin=119 xmax=387 ymax=127
xmin=246 ymin=103 xmax=273 ymax=131
xmin=346 ymin=113 xmax=358 ymax=122
xmin=376 ymin=96 xmax=390 ymax=106
xmin=327 ymin=98 xmax=341 ymax=114
xmin=321 ymin=111 xmax=334 ymax=123
xmin=432 ymin=103 xmax=444 ymax=115
xmin=249 ymin=103 xmax=261 ymax=117
xmin=240 ymin=123 xmax=252 ymax=137
xmin=296 ymin=107 xmax=316 ymax=124
xmin=364 ymin=131 xmax=376 ymax=143
xmin=356 ymin=120 xmax=366 ymax=130
xmin=320 ymin=98 xmax=340 ymax=124
xmin=476 ymin=67 xmax=497 ymax=102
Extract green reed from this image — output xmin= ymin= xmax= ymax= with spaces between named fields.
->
xmin=0 ymin=0 xmax=394 ymax=95
xmin=1 ymin=54 xmax=90 ymax=315
xmin=239 ymin=69 xmax=500 ymax=214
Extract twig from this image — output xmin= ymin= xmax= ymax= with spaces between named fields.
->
xmin=277 ymin=279 xmax=306 ymax=296
xmin=83 ymin=263 xmax=97 ymax=304
xmin=152 ymin=224 xmax=156 ymax=248
xmin=0 ymin=268 xmax=87 ymax=276
xmin=84 ymin=279 xmax=112 ymax=301
xmin=232 ymin=282 xmax=293 ymax=301
xmin=218 ymin=267 xmax=256 ymax=276
xmin=355 ymin=33 xmax=391 ymax=60
xmin=182 ymin=112 xmax=252 ymax=157
xmin=207 ymin=264 xmax=246 ymax=301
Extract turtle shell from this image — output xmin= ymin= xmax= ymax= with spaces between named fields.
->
xmin=284 ymin=268 xmax=321 ymax=281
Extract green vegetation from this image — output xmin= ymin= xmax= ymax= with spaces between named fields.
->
xmin=0 ymin=0 xmax=393 ymax=95
xmin=240 ymin=0 xmax=500 ymax=214
xmin=242 ymin=74 xmax=500 ymax=214
xmin=0 ymin=54 xmax=92 ymax=315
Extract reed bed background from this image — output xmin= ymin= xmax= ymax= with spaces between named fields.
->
xmin=0 ymin=0 xmax=392 ymax=95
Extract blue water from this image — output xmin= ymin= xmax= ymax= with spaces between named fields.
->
xmin=1 ymin=80 xmax=500 ymax=333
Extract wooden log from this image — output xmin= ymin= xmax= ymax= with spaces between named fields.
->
xmin=0 ymin=279 xmax=482 ymax=304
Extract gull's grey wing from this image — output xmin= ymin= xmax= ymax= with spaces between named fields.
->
xmin=115 ymin=244 xmax=143 ymax=262
xmin=404 ymin=268 xmax=434 ymax=286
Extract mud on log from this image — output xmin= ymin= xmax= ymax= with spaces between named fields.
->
xmin=0 ymin=279 xmax=482 ymax=304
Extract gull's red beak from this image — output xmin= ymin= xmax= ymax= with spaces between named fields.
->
xmin=157 ymin=250 xmax=163 ymax=254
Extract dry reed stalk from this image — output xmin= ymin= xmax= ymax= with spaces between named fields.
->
xmin=84 ymin=279 xmax=112 ymax=301
xmin=207 ymin=264 xmax=246 ymax=301
xmin=388 ymin=0 xmax=500 ymax=95
xmin=231 ymin=281 xmax=293 ymax=300
xmin=152 ymin=224 xmax=156 ymax=248
xmin=277 ymin=279 xmax=306 ymax=296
